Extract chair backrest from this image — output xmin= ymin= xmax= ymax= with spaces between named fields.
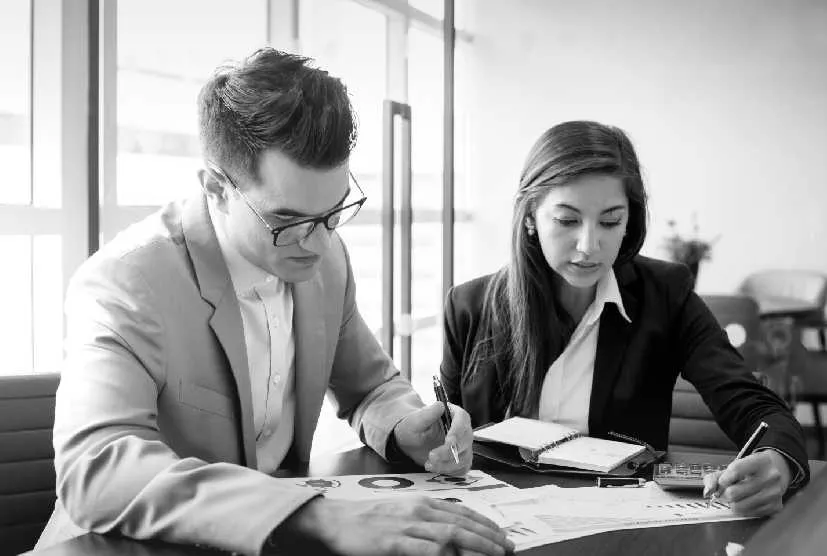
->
xmin=0 ymin=373 xmax=60 ymax=555
xmin=701 ymin=294 xmax=766 ymax=371
xmin=670 ymin=377 xmax=738 ymax=453
xmin=668 ymin=295 xmax=764 ymax=453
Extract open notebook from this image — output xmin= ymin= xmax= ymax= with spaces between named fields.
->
xmin=473 ymin=417 xmax=648 ymax=474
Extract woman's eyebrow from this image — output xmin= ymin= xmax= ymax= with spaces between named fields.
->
xmin=268 ymin=189 xmax=351 ymax=218
xmin=553 ymin=203 xmax=627 ymax=214
xmin=601 ymin=205 xmax=628 ymax=214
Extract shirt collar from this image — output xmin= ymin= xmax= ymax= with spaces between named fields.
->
xmin=584 ymin=268 xmax=631 ymax=326
xmin=208 ymin=199 xmax=278 ymax=297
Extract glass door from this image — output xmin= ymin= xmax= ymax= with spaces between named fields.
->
xmin=301 ymin=0 xmax=452 ymax=454
xmin=408 ymin=26 xmax=445 ymax=402
xmin=300 ymin=0 xmax=390 ymax=455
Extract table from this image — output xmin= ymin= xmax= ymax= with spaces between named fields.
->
xmin=27 ymin=449 xmax=826 ymax=556
xmin=754 ymin=295 xmax=822 ymax=320
xmin=742 ymin=460 xmax=827 ymax=555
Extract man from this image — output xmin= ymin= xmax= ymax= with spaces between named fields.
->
xmin=35 ymin=49 xmax=513 ymax=556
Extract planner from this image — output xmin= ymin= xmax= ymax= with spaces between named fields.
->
xmin=473 ymin=417 xmax=648 ymax=474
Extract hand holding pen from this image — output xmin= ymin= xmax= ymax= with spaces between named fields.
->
xmin=432 ymin=375 xmax=461 ymax=465
xmin=702 ymin=421 xmax=791 ymax=516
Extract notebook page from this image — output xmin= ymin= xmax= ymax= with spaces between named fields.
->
xmin=537 ymin=436 xmax=646 ymax=472
xmin=473 ymin=417 xmax=578 ymax=452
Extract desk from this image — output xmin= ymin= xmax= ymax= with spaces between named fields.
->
xmin=754 ymin=295 xmax=822 ymax=320
xmin=742 ymin=464 xmax=827 ymax=555
xmin=28 ymin=450 xmax=826 ymax=556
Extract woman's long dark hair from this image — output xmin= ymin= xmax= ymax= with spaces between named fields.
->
xmin=469 ymin=121 xmax=649 ymax=418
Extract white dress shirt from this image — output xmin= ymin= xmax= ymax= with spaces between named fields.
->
xmin=538 ymin=269 xmax=631 ymax=433
xmin=209 ymin=203 xmax=295 ymax=473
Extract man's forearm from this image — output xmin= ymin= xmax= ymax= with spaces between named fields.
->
xmin=262 ymin=498 xmax=331 ymax=555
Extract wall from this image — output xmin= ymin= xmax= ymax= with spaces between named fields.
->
xmin=456 ymin=0 xmax=827 ymax=293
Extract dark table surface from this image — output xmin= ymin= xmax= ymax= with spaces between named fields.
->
xmin=27 ymin=449 xmax=826 ymax=556
xmin=742 ymin=458 xmax=827 ymax=556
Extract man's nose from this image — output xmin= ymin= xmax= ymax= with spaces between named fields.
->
xmin=298 ymin=222 xmax=332 ymax=254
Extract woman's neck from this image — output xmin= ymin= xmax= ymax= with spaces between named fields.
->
xmin=554 ymin=277 xmax=597 ymax=324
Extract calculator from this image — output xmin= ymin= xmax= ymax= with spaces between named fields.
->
xmin=652 ymin=462 xmax=729 ymax=490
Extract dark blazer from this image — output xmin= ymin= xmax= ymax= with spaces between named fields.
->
xmin=441 ymin=256 xmax=809 ymax=477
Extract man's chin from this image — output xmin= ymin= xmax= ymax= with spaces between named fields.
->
xmin=273 ymin=261 xmax=321 ymax=283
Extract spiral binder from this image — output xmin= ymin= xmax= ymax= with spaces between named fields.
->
xmin=520 ymin=430 xmax=583 ymax=464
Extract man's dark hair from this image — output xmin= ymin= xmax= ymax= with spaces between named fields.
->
xmin=198 ymin=47 xmax=357 ymax=182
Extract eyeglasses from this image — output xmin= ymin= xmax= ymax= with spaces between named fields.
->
xmin=208 ymin=163 xmax=367 ymax=247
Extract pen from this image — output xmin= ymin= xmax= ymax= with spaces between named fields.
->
xmin=596 ymin=477 xmax=646 ymax=488
xmin=705 ymin=421 xmax=769 ymax=507
xmin=432 ymin=376 xmax=460 ymax=465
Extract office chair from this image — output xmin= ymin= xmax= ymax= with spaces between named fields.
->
xmin=0 ymin=373 xmax=60 ymax=555
xmin=669 ymin=295 xmax=766 ymax=453
xmin=791 ymin=348 xmax=827 ymax=460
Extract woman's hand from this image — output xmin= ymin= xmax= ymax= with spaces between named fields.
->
xmin=702 ymin=449 xmax=792 ymax=516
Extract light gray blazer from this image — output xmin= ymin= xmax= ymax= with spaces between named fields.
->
xmin=35 ymin=194 xmax=422 ymax=555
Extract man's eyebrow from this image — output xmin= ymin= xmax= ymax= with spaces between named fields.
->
xmin=554 ymin=203 xmax=627 ymax=214
xmin=268 ymin=188 xmax=351 ymax=218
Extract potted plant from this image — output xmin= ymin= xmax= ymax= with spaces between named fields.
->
xmin=663 ymin=216 xmax=718 ymax=287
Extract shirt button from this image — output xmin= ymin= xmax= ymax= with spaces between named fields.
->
xmin=263 ymin=427 xmax=273 ymax=437
xmin=266 ymin=276 xmax=274 ymax=283
xmin=272 ymin=375 xmax=281 ymax=385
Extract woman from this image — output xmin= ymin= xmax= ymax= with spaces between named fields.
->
xmin=441 ymin=120 xmax=808 ymax=516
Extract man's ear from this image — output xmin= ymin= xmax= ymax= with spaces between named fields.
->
xmin=198 ymin=167 xmax=229 ymax=209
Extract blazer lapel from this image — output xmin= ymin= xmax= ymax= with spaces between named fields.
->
xmin=291 ymin=272 xmax=327 ymax=461
xmin=588 ymin=263 xmax=640 ymax=434
xmin=182 ymin=194 xmax=257 ymax=468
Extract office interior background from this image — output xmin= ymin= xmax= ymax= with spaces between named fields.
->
xmin=2 ymin=0 xmax=827 ymax=458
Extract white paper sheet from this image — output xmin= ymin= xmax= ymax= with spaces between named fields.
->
xmin=272 ymin=474 xmax=755 ymax=553
xmin=275 ymin=469 xmax=514 ymax=499
xmin=482 ymin=482 xmax=757 ymax=551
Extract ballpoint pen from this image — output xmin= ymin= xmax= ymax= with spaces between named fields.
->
xmin=596 ymin=477 xmax=647 ymax=488
xmin=705 ymin=421 xmax=769 ymax=507
xmin=432 ymin=376 xmax=461 ymax=465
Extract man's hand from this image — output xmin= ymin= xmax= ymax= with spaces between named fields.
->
xmin=272 ymin=496 xmax=514 ymax=556
xmin=393 ymin=402 xmax=474 ymax=476
xmin=702 ymin=450 xmax=792 ymax=516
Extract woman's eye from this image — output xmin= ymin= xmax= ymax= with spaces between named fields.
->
xmin=601 ymin=220 xmax=622 ymax=228
xmin=553 ymin=218 xmax=579 ymax=227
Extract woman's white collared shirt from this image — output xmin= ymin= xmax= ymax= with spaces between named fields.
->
xmin=538 ymin=269 xmax=631 ymax=433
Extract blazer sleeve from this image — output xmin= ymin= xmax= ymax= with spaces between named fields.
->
xmin=672 ymin=270 xmax=810 ymax=481
xmin=53 ymin=256 xmax=318 ymax=556
xmin=325 ymin=238 xmax=424 ymax=459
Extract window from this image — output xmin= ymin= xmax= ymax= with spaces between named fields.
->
xmin=0 ymin=0 xmax=86 ymax=375
xmin=105 ymin=0 xmax=268 ymax=240
xmin=0 ymin=0 xmax=31 ymax=205
xmin=0 ymin=0 xmax=34 ymax=374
